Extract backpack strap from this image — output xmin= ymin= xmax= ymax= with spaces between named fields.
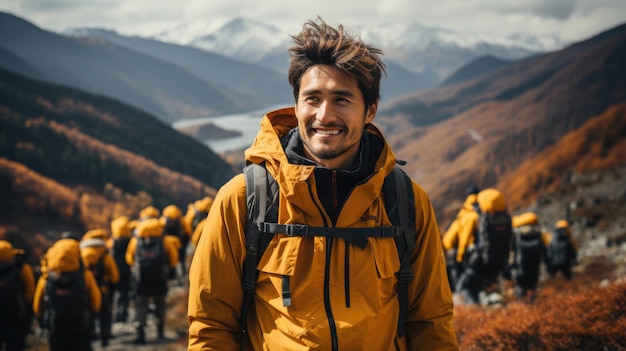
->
xmin=383 ymin=165 xmax=416 ymax=338
xmin=241 ymin=162 xmax=278 ymax=335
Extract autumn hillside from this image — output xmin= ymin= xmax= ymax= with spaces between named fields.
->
xmin=499 ymin=104 xmax=626 ymax=208
xmin=375 ymin=23 xmax=626 ymax=225
xmin=0 ymin=67 xmax=237 ymax=236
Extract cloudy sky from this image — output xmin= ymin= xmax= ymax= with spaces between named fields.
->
xmin=2 ymin=0 xmax=626 ymax=44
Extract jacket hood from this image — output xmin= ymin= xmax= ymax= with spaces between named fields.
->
xmin=193 ymin=197 xmax=214 ymax=213
xmin=136 ymin=218 xmax=164 ymax=238
xmin=46 ymin=239 xmax=81 ymax=273
xmin=512 ymin=212 xmax=538 ymax=228
xmin=82 ymin=229 xmax=108 ymax=241
xmin=0 ymin=240 xmax=24 ymax=262
xmin=555 ymin=219 xmax=569 ymax=229
xmin=477 ymin=188 xmax=506 ymax=213
xmin=244 ymin=107 xmax=397 ymax=189
xmin=162 ymin=205 xmax=182 ymax=219
xmin=139 ymin=205 xmax=160 ymax=219
xmin=111 ymin=216 xmax=131 ymax=239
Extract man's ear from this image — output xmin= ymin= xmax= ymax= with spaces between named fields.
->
xmin=365 ymin=101 xmax=378 ymax=123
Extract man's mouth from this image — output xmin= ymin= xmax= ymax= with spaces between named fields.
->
xmin=314 ymin=128 xmax=341 ymax=135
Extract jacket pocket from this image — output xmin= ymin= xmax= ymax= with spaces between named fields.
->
xmin=369 ymin=238 xmax=402 ymax=303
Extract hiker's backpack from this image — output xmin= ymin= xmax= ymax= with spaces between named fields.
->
xmin=0 ymin=256 xmax=27 ymax=328
xmin=547 ymin=228 xmax=572 ymax=267
xmin=133 ymin=237 xmax=168 ymax=295
xmin=164 ymin=217 xmax=181 ymax=237
xmin=473 ymin=207 xmax=513 ymax=271
xmin=111 ymin=237 xmax=131 ymax=277
xmin=514 ymin=231 xmax=544 ymax=277
xmin=42 ymin=269 xmax=92 ymax=335
xmin=241 ymin=162 xmax=416 ymax=337
xmin=86 ymin=253 xmax=107 ymax=288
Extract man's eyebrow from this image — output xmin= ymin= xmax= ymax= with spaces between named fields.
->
xmin=300 ymin=89 xmax=355 ymax=97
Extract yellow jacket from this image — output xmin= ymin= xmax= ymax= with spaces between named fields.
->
xmin=0 ymin=240 xmax=35 ymax=307
xmin=455 ymin=188 xmax=507 ymax=263
xmin=33 ymin=239 xmax=101 ymax=319
xmin=442 ymin=194 xmax=477 ymax=251
xmin=79 ymin=229 xmax=120 ymax=296
xmin=185 ymin=197 xmax=214 ymax=246
xmin=187 ymin=108 xmax=458 ymax=351
xmin=125 ymin=218 xmax=180 ymax=268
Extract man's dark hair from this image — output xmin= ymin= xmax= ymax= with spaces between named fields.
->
xmin=287 ymin=17 xmax=386 ymax=110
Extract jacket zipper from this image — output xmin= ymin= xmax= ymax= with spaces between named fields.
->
xmin=308 ymin=178 xmax=339 ymax=351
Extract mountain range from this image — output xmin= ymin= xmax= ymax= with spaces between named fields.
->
xmin=374 ymin=22 xmax=626 ymax=223
xmin=0 ymin=11 xmax=624 ymax=237
xmin=152 ymin=16 xmax=556 ymax=81
xmin=0 ymin=12 xmax=555 ymax=126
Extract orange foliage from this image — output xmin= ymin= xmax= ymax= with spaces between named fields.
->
xmin=499 ymin=104 xmax=626 ymax=210
xmin=454 ymin=281 xmax=626 ymax=350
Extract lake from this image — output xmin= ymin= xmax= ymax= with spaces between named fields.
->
xmin=173 ymin=105 xmax=289 ymax=153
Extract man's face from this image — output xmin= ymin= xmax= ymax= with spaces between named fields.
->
xmin=295 ymin=65 xmax=377 ymax=170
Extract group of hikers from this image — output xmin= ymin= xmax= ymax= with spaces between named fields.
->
xmin=0 ymin=196 xmax=213 ymax=351
xmin=443 ymin=186 xmax=579 ymax=306
xmin=2 ymin=18 xmax=587 ymax=351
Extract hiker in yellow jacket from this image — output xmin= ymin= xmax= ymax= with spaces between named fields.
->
xmin=125 ymin=218 xmax=180 ymax=344
xmin=0 ymin=240 xmax=35 ymax=351
xmin=33 ymin=238 xmax=101 ymax=351
xmin=509 ymin=212 xmax=549 ymax=300
xmin=108 ymin=215 xmax=133 ymax=323
xmin=161 ymin=204 xmax=190 ymax=277
xmin=185 ymin=196 xmax=214 ymax=246
xmin=546 ymin=219 xmax=579 ymax=280
xmin=442 ymin=186 xmax=480 ymax=292
xmin=188 ymin=18 xmax=458 ymax=351
xmin=454 ymin=188 xmax=513 ymax=305
xmin=80 ymin=229 xmax=119 ymax=347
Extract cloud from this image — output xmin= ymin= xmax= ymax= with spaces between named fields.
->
xmin=0 ymin=0 xmax=624 ymax=43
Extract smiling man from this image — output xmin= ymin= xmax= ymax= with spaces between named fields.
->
xmin=188 ymin=17 xmax=459 ymax=350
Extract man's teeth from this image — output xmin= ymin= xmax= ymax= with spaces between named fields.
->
xmin=316 ymin=129 xmax=340 ymax=135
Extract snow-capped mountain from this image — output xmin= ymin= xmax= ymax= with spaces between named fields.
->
xmin=189 ymin=17 xmax=291 ymax=61
xmin=150 ymin=17 xmax=565 ymax=84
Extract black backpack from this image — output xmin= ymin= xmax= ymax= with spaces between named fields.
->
xmin=514 ymin=231 xmax=544 ymax=277
xmin=86 ymin=253 xmax=106 ymax=287
xmin=474 ymin=208 xmax=513 ymax=271
xmin=0 ymin=256 xmax=27 ymax=328
xmin=241 ymin=162 xmax=416 ymax=337
xmin=548 ymin=228 xmax=572 ymax=267
xmin=111 ymin=236 xmax=131 ymax=277
xmin=164 ymin=217 xmax=182 ymax=237
xmin=133 ymin=237 xmax=168 ymax=295
xmin=42 ymin=269 xmax=92 ymax=335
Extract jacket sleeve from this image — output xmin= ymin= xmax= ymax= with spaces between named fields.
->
xmin=188 ymin=174 xmax=247 ymax=351
xmin=164 ymin=236 xmax=181 ymax=268
xmin=406 ymin=183 xmax=460 ymax=350
xmin=20 ymin=263 xmax=36 ymax=304
xmin=125 ymin=237 xmax=137 ymax=266
xmin=442 ymin=219 xmax=459 ymax=251
xmin=455 ymin=213 xmax=478 ymax=263
xmin=32 ymin=276 xmax=46 ymax=319
xmin=84 ymin=270 xmax=102 ymax=314
xmin=105 ymin=254 xmax=120 ymax=285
